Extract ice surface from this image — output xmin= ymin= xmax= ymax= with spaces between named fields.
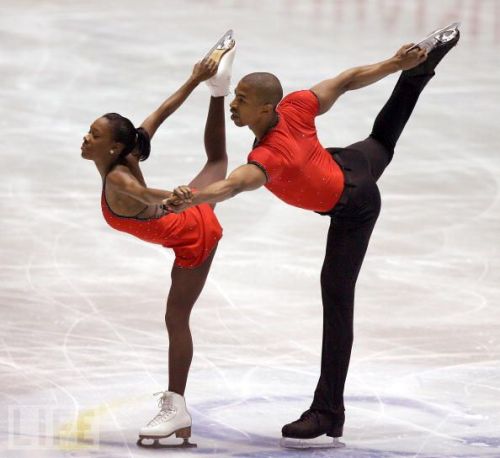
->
xmin=1 ymin=0 xmax=499 ymax=457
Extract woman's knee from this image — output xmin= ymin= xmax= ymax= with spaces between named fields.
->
xmin=165 ymin=310 xmax=190 ymax=334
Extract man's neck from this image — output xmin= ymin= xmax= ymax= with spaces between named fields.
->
xmin=250 ymin=111 xmax=279 ymax=141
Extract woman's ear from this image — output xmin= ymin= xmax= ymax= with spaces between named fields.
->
xmin=113 ymin=142 xmax=126 ymax=155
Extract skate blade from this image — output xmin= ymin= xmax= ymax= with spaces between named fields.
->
xmin=280 ymin=436 xmax=346 ymax=449
xmin=407 ymin=21 xmax=460 ymax=53
xmin=137 ymin=427 xmax=197 ymax=448
xmin=137 ymin=436 xmax=197 ymax=448
xmin=204 ymin=29 xmax=235 ymax=64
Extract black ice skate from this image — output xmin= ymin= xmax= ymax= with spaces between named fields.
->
xmin=407 ymin=22 xmax=460 ymax=53
xmin=404 ymin=22 xmax=460 ymax=77
xmin=280 ymin=409 xmax=345 ymax=449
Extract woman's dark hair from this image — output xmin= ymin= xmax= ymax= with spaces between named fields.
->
xmin=102 ymin=113 xmax=151 ymax=162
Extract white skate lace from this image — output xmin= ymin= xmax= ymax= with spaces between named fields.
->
xmin=146 ymin=391 xmax=176 ymax=427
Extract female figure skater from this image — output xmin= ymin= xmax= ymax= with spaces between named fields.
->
xmin=80 ymin=33 xmax=235 ymax=448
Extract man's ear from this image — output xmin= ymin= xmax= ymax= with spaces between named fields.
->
xmin=261 ymin=103 xmax=274 ymax=115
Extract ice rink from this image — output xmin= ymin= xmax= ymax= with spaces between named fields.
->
xmin=1 ymin=0 xmax=499 ymax=457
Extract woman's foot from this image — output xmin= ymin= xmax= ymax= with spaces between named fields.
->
xmin=137 ymin=391 xmax=196 ymax=448
xmin=205 ymin=30 xmax=236 ymax=97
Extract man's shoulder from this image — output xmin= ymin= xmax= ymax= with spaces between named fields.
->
xmin=279 ymin=90 xmax=318 ymax=106
xmin=278 ymin=90 xmax=319 ymax=117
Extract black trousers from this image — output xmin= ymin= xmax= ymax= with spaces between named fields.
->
xmin=310 ymin=72 xmax=434 ymax=417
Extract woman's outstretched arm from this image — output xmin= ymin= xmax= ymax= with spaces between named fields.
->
xmin=140 ymin=59 xmax=217 ymax=139
xmin=106 ymin=165 xmax=173 ymax=205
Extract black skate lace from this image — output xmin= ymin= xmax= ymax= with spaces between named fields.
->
xmin=147 ymin=391 xmax=176 ymax=427
xmin=300 ymin=410 xmax=318 ymax=422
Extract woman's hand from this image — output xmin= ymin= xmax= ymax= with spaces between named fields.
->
xmin=162 ymin=186 xmax=195 ymax=213
xmin=190 ymin=58 xmax=218 ymax=84
xmin=173 ymin=185 xmax=193 ymax=202
xmin=393 ymin=43 xmax=428 ymax=71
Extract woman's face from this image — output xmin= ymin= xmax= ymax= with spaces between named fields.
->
xmin=81 ymin=117 xmax=116 ymax=161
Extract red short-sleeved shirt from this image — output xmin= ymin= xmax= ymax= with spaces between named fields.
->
xmin=247 ymin=90 xmax=344 ymax=212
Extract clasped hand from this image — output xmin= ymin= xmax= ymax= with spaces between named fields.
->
xmin=162 ymin=186 xmax=194 ymax=213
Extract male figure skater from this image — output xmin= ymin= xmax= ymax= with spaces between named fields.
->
xmin=166 ymin=24 xmax=460 ymax=448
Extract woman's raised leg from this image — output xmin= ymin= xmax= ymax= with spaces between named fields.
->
xmin=188 ymin=96 xmax=228 ymax=202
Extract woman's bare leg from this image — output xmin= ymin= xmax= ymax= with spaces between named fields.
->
xmin=188 ymin=96 xmax=228 ymax=205
xmin=165 ymin=97 xmax=225 ymax=393
xmin=165 ymin=247 xmax=217 ymax=395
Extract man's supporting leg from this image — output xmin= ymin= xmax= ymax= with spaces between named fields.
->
xmin=311 ymin=184 xmax=381 ymax=414
xmin=283 ymin=174 xmax=381 ymax=440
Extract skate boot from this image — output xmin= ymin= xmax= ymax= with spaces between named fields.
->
xmin=136 ymin=391 xmax=196 ymax=448
xmin=404 ymin=22 xmax=460 ymax=77
xmin=280 ymin=409 xmax=345 ymax=449
xmin=205 ymin=29 xmax=236 ymax=97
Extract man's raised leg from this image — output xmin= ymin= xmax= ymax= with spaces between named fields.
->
xmin=361 ymin=29 xmax=460 ymax=180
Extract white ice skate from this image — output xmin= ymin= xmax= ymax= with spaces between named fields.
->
xmin=280 ymin=436 xmax=346 ymax=449
xmin=136 ymin=391 xmax=196 ymax=448
xmin=204 ymin=29 xmax=236 ymax=97
xmin=407 ymin=21 xmax=460 ymax=53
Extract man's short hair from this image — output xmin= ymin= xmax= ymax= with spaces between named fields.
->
xmin=241 ymin=72 xmax=283 ymax=108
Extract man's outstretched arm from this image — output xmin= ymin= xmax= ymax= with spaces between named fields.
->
xmin=311 ymin=44 xmax=428 ymax=115
xmin=164 ymin=163 xmax=267 ymax=212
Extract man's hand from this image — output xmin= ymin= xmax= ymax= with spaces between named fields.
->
xmin=162 ymin=186 xmax=194 ymax=213
xmin=172 ymin=185 xmax=194 ymax=203
xmin=162 ymin=163 xmax=267 ymax=213
xmin=190 ymin=58 xmax=218 ymax=84
xmin=394 ymin=43 xmax=428 ymax=71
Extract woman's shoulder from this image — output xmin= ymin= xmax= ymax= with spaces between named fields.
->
xmin=105 ymin=164 xmax=133 ymax=187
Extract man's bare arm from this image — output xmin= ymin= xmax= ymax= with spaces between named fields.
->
xmin=165 ymin=163 xmax=267 ymax=212
xmin=311 ymin=44 xmax=428 ymax=115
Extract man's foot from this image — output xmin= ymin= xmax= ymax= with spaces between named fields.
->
xmin=281 ymin=409 xmax=345 ymax=449
xmin=407 ymin=22 xmax=460 ymax=53
xmin=282 ymin=409 xmax=344 ymax=439
xmin=404 ymin=23 xmax=460 ymax=77
xmin=205 ymin=30 xmax=236 ymax=97
xmin=280 ymin=436 xmax=346 ymax=449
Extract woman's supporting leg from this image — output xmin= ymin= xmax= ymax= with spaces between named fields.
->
xmin=165 ymin=247 xmax=217 ymax=395
xmin=188 ymin=96 xmax=228 ymax=198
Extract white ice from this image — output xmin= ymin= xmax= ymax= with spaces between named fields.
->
xmin=1 ymin=0 xmax=500 ymax=457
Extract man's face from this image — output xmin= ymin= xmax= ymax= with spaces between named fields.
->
xmin=229 ymin=81 xmax=267 ymax=127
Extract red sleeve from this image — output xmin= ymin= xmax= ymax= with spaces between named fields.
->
xmin=278 ymin=90 xmax=319 ymax=118
xmin=247 ymin=146 xmax=282 ymax=183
